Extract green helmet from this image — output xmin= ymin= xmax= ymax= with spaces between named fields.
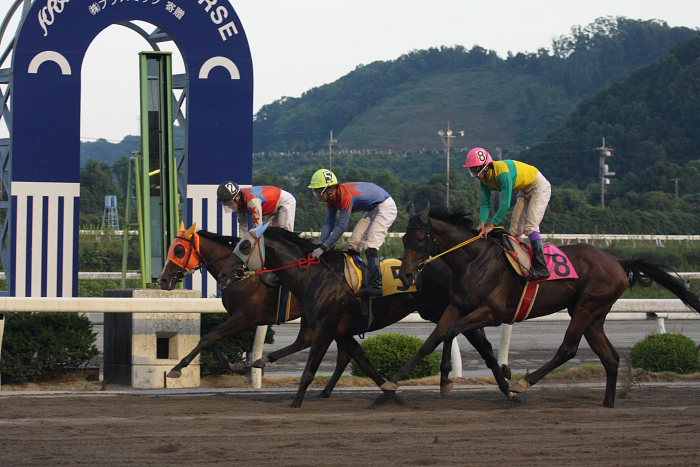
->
xmin=308 ymin=169 xmax=338 ymax=189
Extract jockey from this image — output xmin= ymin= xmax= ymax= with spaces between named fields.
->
xmin=464 ymin=147 xmax=552 ymax=281
xmin=308 ymin=168 xmax=398 ymax=297
xmin=217 ymin=181 xmax=297 ymax=233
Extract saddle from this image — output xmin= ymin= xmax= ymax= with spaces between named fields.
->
xmin=501 ymin=234 xmax=579 ymax=323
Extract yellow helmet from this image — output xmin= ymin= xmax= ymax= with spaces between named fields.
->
xmin=308 ymin=169 xmax=338 ymax=189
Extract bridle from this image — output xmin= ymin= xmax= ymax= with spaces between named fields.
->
xmin=166 ymin=232 xmax=238 ymax=283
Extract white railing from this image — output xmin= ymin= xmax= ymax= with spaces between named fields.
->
xmin=0 ymin=297 xmax=697 ymax=383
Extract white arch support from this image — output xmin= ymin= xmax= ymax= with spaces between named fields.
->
xmin=27 ymin=50 xmax=72 ymax=75
xmin=198 ymin=56 xmax=240 ymax=79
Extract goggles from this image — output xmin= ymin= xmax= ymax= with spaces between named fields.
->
xmin=468 ymin=164 xmax=488 ymax=178
xmin=312 ymin=187 xmax=328 ymax=198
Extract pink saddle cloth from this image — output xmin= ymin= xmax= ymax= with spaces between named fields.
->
xmin=503 ymin=235 xmax=578 ymax=281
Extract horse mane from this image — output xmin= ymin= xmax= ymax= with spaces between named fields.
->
xmin=428 ymin=206 xmax=474 ymax=229
xmin=265 ymin=227 xmax=345 ymax=261
xmin=197 ymin=230 xmax=239 ymax=247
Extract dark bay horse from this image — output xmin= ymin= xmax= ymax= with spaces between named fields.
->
xmin=159 ymin=224 xmax=509 ymax=400
xmin=394 ymin=206 xmax=700 ymax=407
xmin=217 ymin=225 xmax=510 ymax=407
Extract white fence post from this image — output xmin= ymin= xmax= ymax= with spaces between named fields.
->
xmin=498 ymin=324 xmax=513 ymax=366
xmin=449 ymin=339 xmax=462 ymax=377
xmin=250 ymin=325 xmax=268 ymax=388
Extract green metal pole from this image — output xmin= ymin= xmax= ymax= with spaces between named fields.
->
xmin=120 ymin=155 xmax=135 ymax=289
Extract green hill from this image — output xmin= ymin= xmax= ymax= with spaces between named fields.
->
xmin=253 ymin=17 xmax=698 ymax=152
xmin=522 ymin=35 xmax=700 ymax=185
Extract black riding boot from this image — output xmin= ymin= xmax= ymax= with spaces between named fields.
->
xmin=360 ymin=249 xmax=383 ymax=297
xmin=530 ymin=239 xmax=550 ymax=281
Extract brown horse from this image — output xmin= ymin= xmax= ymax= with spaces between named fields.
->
xmin=216 ymin=225 xmax=511 ymax=407
xmin=394 ymin=206 xmax=700 ymax=407
xmin=159 ymin=224 xmax=510 ymax=400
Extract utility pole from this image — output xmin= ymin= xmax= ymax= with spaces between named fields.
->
xmin=327 ymin=130 xmax=337 ymax=170
xmin=670 ymin=178 xmax=680 ymax=198
xmin=438 ymin=122 xmax=464 ymax=207
xmin=595 ymin=137 xmax=615 ymax=208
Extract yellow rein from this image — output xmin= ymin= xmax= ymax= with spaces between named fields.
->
xmin=422 ymin=233 xmax=484 ymax=266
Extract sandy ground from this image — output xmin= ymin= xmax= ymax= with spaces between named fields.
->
xmin=1 ymin=380 xmax=699 ymax=466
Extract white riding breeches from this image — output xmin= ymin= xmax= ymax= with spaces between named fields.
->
xmin=509 ymin=172 xmax=551 ymax=236
xmin=348 ymin=197 xmax=398 ymax=251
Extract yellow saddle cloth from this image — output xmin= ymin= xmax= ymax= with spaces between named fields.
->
xmin=343 ymin=254 xmax=417 ymax=296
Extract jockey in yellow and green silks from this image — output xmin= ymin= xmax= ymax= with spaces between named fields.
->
xmin=464 ymin=147 xmax=552 ymax=281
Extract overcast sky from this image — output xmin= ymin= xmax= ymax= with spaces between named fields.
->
xmin=2 ymin=0 xmax=699 ymax=142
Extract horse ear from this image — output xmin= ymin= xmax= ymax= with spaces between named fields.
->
xmin=407 ymin=202 xmax=415 ymax=216
xmin=179 ymin=220 xmax=185 ymax=231
xmin=419 ymin=203 xmax=430 ymax=224
xmin=184 ymin=223 xmax=197 ymax=239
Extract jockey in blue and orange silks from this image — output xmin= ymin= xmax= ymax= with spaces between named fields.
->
xmin=308 ymin=168 xmax=397 ymax=296
xmin=217 ymin=182 xmax=297 ymax=233
xmin=463 ymin=147 xmax=552 ymax=281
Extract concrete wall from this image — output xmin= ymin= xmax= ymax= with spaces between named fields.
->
xmin=103 ymin=289 xmax=202 ymax=389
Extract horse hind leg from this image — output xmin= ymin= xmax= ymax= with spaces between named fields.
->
xmin=583 ymin=317 xmax=620 ymax=408
xmin=509 ymin=313 xmax=589 ymax=396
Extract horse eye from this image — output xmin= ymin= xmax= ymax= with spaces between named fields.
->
xmin=174 ymin=244 xmax=186 ymax=258
xmin=239 ymin=240 xmax=251 ymax=255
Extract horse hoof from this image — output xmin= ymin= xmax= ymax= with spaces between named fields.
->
xmin=251 ymin=357 xmax=269 ymax=369
xmin=381 ymin=381 xmax=399 ymax=391
xmin=501 ymin=364 xmax=512 ymax=380
xmin=318 ymin=390 xmax=332 ymax=399
xmin=509 ymin=379 xmax=531 ymax=394
xmin=507 ymin=391 xmax=520 ymax=401
xmin=167 ymin=369 xmax=182 ymax=379
xmin=440 ymin=381 xmax=454 ymax=397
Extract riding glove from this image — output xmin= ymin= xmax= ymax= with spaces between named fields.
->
xmin=311 ymin=247 xmax=325 ymax=259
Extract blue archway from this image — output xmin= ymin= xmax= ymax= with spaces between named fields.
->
xmin=6 ymin=0 xmax=253 ymax=297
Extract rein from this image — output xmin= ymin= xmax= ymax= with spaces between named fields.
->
xmin=243 ymin=252 xmax=359 ymax=299
xmin=244 ymin=253 xmax=320 ymax=275
xmin=422 ymin=233 xmax=484 ymax=266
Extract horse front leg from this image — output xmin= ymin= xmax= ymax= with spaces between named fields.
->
xmin=383 ymin=304 xmax=461 ymax=389
xmin=167 ymin=312 xmax=250 ymax=378
xmin=291 ymin=332 xmax=334 ymax=408
xmin=462 ymin=327 xmax=512 ymax=397
xmin=251 ymin=316 xmax=312 ymax=368
xmin=319 ymin=342 xmax=352 ymax=398
xmin=440 ymin=333 xmax=456 ymax=396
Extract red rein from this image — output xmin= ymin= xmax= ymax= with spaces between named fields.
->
xmin=251 ymin=253 xmax=320 ymax=275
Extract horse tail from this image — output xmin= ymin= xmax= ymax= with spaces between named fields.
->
xmin=621 ymin=258 xmax=700 ymax=313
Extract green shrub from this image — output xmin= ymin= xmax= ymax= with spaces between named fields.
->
xmin=351 ymin=333 xmax=441 ymax=380
xmin=630 ymin=333 xmax=700 ymax=374
xmin=199 ymin=313 xmax=275 ymax=376
xmin=0 ymin=313 xmax=99 ymax=383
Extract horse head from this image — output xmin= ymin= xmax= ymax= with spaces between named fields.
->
xmin=158 ymin=222 xmax=201 ymax=290
xmin=217 ymin=223 xmax=270 ymax=288
xmin=399 ymin=205 xmax=436 ymax=287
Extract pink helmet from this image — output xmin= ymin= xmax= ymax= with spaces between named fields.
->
xmin=463 ymin=147 xmax=493 ymax=168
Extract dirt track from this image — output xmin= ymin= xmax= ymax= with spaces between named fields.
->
xmin=1 ymin=383 xmax=699 ymax=466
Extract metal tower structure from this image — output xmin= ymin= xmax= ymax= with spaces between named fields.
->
xmin=101 ymin=195 xmax=120 ymax=232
